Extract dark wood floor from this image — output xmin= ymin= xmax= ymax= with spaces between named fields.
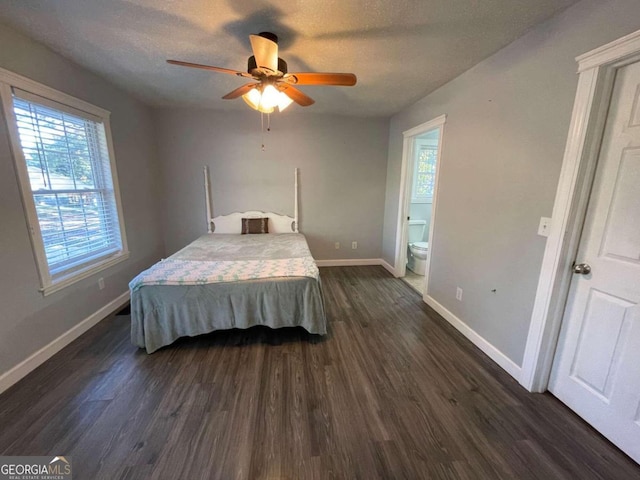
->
xmin=1 ymin=266 xmax=639 ymax=479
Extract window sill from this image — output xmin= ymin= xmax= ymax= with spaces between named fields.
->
xmin=41 ymin=250 xmax=130 ymax=296
xmin=410 ymin=198 xmax=433 ymax=205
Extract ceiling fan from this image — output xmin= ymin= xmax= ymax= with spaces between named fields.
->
xmin=167 ymin=32 xmax=357 ymax=113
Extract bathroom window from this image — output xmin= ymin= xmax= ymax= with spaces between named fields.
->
xmin=411 ymin=142 xmax=437 ymax=203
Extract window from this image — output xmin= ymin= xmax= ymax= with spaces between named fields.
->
xmin=411 ymin=141 xmax=437 ymax=203
xmin=1 ymin=68 xmax=128 ymax=295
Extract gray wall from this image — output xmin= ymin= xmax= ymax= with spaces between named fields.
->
xmin=154 ymin=108 xmax=389 ymax=260
xmin=382 ymin=0 xmax=640 ymax=365
xmin=0 ymin=23 xmax=164 ymax=376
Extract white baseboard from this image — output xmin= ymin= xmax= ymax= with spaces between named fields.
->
xmin=424 ymin=294 xmax=522 ymax=380
xmin=0 ymin=291 xmax=130 ymax=395
xmin=379 ymin=259 xmax=397 ymax=276
xmin=315 ymin=258 xmax=383 ymax=267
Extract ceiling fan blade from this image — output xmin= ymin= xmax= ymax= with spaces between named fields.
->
xmin=279 ymin=85 xmax=315 ymax=107
xmin=222 ymin=83 xmax=259 ymax=100
xmin=283 ymin=72 xmax=357 ymax=86
xmin=167 ymin=60 xmax=254 ymax=78
xmin=249 ymin=34 xmax=278 ymax=74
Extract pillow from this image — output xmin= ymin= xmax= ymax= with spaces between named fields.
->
xmin=242 ymin=217 xmax=269 ymax=234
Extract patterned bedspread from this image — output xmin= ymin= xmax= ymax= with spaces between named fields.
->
xmin=129 ymin=233 xmax=319 ymax=291
xmin=130 ymin=257 xmax=319 ymax=290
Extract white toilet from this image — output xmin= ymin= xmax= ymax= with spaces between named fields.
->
xmin=407 ymin=220 xmax=429 ymax=275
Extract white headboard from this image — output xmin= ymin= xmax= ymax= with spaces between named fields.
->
xmin=211 ymin=211 xmax=296 ymax=234
xmin=204 ymin=167 xmax=299 ymax=234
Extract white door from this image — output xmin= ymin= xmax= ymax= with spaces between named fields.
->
xmin=549 ymin=60 xmax=640 ymax=463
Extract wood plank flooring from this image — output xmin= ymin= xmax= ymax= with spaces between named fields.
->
xmin=1 ymin=266 xmax=639 ymax=479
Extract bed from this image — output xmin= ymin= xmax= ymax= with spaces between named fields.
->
xmin=129 ymin=168 xmax=327 ymax=353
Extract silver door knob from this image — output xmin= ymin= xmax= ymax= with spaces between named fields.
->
xmin=573 ymin=263 xmax=591 ymax=275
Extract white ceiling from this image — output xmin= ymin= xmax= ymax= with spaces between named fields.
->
xmin=0 ymin=0 xmax=577 ymax=116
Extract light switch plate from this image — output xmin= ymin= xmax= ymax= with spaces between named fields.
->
xmin=538 ymin=217 xmax=552 ymax=237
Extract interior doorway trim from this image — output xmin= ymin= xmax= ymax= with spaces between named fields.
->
xmin=520 ymin=29 xmax=640 ymax=392
xmin=394 ymin=114 xmax=446 ymax=288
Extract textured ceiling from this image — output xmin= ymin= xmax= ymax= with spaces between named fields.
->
xmin=0 ymin=0 xmax=577 ymax=116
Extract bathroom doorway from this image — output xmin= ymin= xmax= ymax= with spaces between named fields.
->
xmin=395 ymin=115 xmax=446 ymax=295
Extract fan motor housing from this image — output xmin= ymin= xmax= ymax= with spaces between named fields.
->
xmin=248 ymin=55 xmax=288 ymax=76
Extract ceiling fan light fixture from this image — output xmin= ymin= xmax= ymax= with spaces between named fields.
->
xmin=260 ymin=84 xmax=281 ymax=109
xmin=276 ymin=91 xmax=294 ymax=112
xmin=241 ymin=85 xmax=292 ymax=113
xmin=242 ymin=87 xmax=274 ymax=114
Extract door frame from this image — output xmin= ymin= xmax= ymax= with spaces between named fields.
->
xmin=394 ymin=114 xmax=446 ymax=293
xmin=520 ymin=29 xmax=640 ymax=392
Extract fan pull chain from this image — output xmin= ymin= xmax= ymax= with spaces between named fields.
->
xmin=261 ymin=112 xmax=265 ymax=151
xmin=259 ymin=112 xmax=273 ymax=152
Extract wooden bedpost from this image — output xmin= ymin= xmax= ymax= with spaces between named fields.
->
xmin=204 ymin=166 xmax=212 ymax=233
xmin=294 ymin=167 xmax=299 ymax=233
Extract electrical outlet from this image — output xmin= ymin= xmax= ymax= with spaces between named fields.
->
xmin=352 ymin=241 xmax=358 ymax=249
xmin=98 ymin=277 xmax=105 ymax=290
xmin=538 ymin=217 xmax=552 ymax=237
xmin=456 ymin=287 xmax=463 ymax=301
xmin=335 ymin=242 xmax=340 ymax=250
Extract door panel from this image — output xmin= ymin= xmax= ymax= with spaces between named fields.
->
xmin=601 ymin=148 xmax=640 ymax=262
xmin=631 ymin=84 xmax=640 ymax=126
xmin=549 ymin=60 xmax=640 ymax=464
xmin=570 ymin=289 xmax=634 ymax=400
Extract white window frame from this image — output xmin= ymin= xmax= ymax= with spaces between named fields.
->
xmin=0 ymin=67 xmax=129 ymax=296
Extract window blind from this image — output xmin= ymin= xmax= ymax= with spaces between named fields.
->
xmin=12 ymin=92 xmax=123 ymax=277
